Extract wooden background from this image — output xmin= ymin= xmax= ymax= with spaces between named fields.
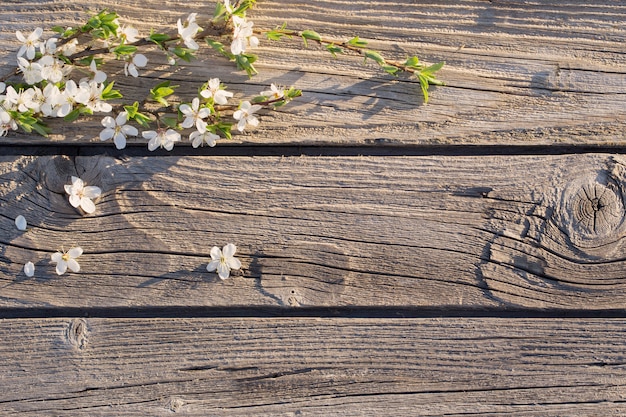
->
xmin=1 ymin=0 xmax=626 ymax=415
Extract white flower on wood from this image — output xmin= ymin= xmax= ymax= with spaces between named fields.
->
xmin=207 ymin=243 xmax=241 ymax=280
xmin=64 ymin=176 xmax=102 ymax=214
xmin=51 ymin=247 xmax=83 ymax=275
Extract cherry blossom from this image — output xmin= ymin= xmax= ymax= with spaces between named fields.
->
xmin=16 ymin=27 xmax=43 ymax=60
xmin=118 ymin=26 xmax=140 ymax=43
xmin=230 ymin=16 xmax=259 ymax=56
xmin=89 ymin=60 xmax=107 ymax=84
xmin=190 ymin=129 xmax=219 ymax=148
xmin=51 ymin=247 xmax=83 ymax=275
xmin=39 ymin=55 xmax=66 ymax=83
xmin=207 ymin=243 xmax=241 ymax=280
xmin=83 ymin=81 xmax=113 ymax=113
xmin=100 ymin=112 xmax=138 ymax=149
xmin=143 ymin=129 xmax=181 ymax=151
xmin=233 ymin=100 xmax=262 ymax=132
xmin=261 ymin=83 xmax=285 ymax=100
xmin=177 ymin=13 xmax=202 ymax=50
xmin=0 ymin=110 xmax=18 ymax=136
xmin=17 ymin=57 xmax=43 ymax=85
xmin=179 ymin=97 xmax=210 ymax=131
xmin=64 ymin=176 xmax=102 ymax=214
xmin=124 ymin=54 xmax=148 ymax=78
xmin=200 ymin=78 xmax=233 ymax=105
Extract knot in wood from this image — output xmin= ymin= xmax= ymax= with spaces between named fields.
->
xmin=572 ymin=182 xmax=622 ymax=238
xmin=560 ymin=173 xmax=626 ymax=258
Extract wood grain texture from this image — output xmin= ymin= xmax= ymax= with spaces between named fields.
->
xmin=1 ymin=0 xmax=624 ymax=146
xmin=1 ymin=317 xmax=626 ymax=416
xmin=3 ymin=153 xmax=626 ymax=309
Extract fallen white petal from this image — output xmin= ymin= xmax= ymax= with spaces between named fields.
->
xmin=15 ymin=215 xmax=27 ymax=231
xmin=24 ymin=261 xmax=35 ymax=277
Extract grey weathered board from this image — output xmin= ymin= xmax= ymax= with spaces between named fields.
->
xmin=2 ymin=0 xmax=626 ymax=415
xmin=4 ymin=153 xmax=626 ymax=309
xmin=3 ymin=317 xmax=626 ymax=416
xmin=0 ymin=0 xmax=624 ymax=146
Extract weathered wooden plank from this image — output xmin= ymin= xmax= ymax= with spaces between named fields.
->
xmin=1 ymin=0 xmax=624 ymax=146
xmin=3 ymin=153 xmax=626 ymax=309
xmin=1 ymin=317 xmax=625 ymax=416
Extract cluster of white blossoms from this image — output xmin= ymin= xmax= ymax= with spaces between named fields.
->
xmin=0 ymin=20 xmax=152 ymax=137
xmin=1 ymin=1 xmax=301 ymax=148
xmin=15 ymin=175 xmax=241 ymax=279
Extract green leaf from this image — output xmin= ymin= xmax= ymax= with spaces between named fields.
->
xmin=363 ymin=50 xmax=385 ymax=65
xmin=101 ymin=82 xmax=123 ymax=100
xmin=251 ymin=95 xmax=267 ymax=104
xmin=214 ymin=122 xmax=233 ymax=140
xmin=266 ymin=24 xmax=291 ymax=41
xmin=382 ymin=65 xmax=400 ymax=76
xmin=417 ymin=74 xmax=430 ymax=104
xmin=213 ymin=2 xmax=227 ymax=19
xmin=301 ymin=30 xmax=321 ymax=47
xmin=404 ymin=56 xmax=420 ymax=68
xmin=206 ymin=39 xmax=235 ymax=59
xmin=422 ymin=61 xmax=445 ymax=75
xmin=149 ymin=32 xmax=171 ymax=45
xmin=347 ymin=36 xmax=368 ymax=48
xmin=64 ymin=108 xmax=82 ymax=122
xmin=326 ymin=44 xmax=343 ymax=57
xmin=171 ymin=46 xmax=195 ymax=62
xmin=31 ymin=122 xmax=51 ymax=137
xmin=113 ymin=44 xmax=138 ymax=56
xmin=161 ymin=116 xmax=178 ymax=129
xmin=235 ymin=54 xmax=258 ymax=77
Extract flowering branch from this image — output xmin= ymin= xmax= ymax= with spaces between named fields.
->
xmin=262 ymin=26 xmax=444 ymax=103
xmin=0 ymin=0 xmax=444 ymax=145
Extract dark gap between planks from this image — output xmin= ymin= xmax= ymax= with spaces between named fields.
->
xmin=2 ymin=306 xmax=626 ymax=319
xmin=2 ymin=144 xmax=626 ymax=158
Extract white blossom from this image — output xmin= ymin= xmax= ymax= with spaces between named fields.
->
xmin=179 ymin=97 xmax=210 ymax=131
xmin=124 ymin=54 xmax=147 ymax=78
xmin=57 ymin=37 xmax=78 ymax=56
xmin=24 ymin=261 xmax=35 ymax=277
xmin=15 ymin=215 xmax=27 ymax=231
xmin=64 ymin=176 xmax=102 ymax=214
xmin=89 ymin=60 xmax=107 ymax=84
xmin=177 ymin=13 xmax=202 ymax=50
xmin=17 ymin=57 xmax=43 ymax=85
xmin=118 ymin=26 xmax=140 ymax=43
xmin=143 ymin=129 xmax=181 ymax=151
xmin=0 ymin=110 xmax=18 ymax=136
xmin=40 ymin=38 xmax=58 ymax=56
xmin=233 ymin=100 xmax=262 ymax=132
xmin=207 ymin=243 xmax=241 ymax=280
xmin=83 ymin=81 xmax=112 ymax=113
xmin=230 ymin=16 xmax=259 ymax=55
xmin=200 ymin=78 xmax=233 ymax=105
xmin=51 ymin=247 xmax=82 ymax=275
xmin=223 ymin=0 xmax=235 ymax=14
xmin=261 ymin=83 xmax=285 ymax=100
xmin=3 ymin=86 xmax=20 ymax=108
xmin=100 ymin=112 xmax=138 ymax=149
xmin=55 ymin=80 xmax=88 ymax=117
xmin=190 ymin=129 xmax=219 ymax=148
xmin=39 ymin=55 xmax=66 ymax=83
xmin=16 ymin=27 xmax=43 ymax=60
xmin=40 ymin=84 xmax=62 ymax=117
